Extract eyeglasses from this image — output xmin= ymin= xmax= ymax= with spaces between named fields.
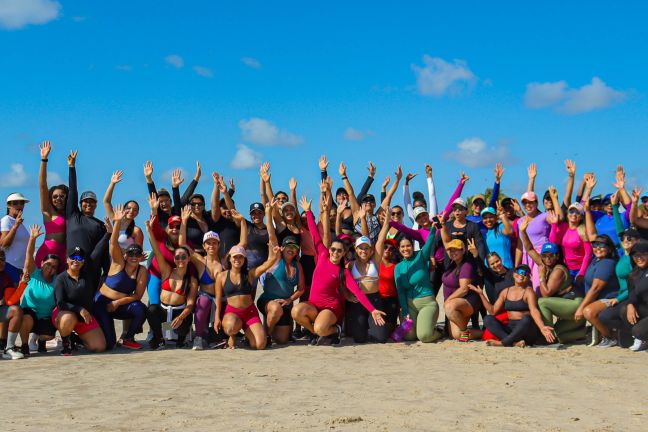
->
xmin=329 ymin=247 xmax=344 ymax=254
xmin=69 ymin=255 xmax=84 ymax=262
xmin=190 ymin=202 xmax=205 ymax=207
xmin=174 ymin=254 xmax=188 ymax=261
xmin=591 ymin=241 xmax=607 ymax=249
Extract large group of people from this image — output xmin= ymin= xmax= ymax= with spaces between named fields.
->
xmin=2 ymin=141 xmax=648 ymax=359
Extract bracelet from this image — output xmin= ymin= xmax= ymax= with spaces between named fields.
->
xmin=41 ymin=158 xmax=48 ymax=162
xmin=341 ymin=176 xmax=348 ymax=180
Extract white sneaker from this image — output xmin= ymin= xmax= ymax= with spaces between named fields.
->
xmin=192 ymin=336 xmax=204 ymax=351
xmin=28 ymin=333 xmax=38 ymax=352
xmin=629 ymin=338 xmax=648 ymax=352
xmin=598 ymin=337 xmax=618 ymax=348
xmin=3 ymin=346 xmax=25 ymax=360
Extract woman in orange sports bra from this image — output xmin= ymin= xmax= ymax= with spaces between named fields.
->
xmin=35 ymin=141 xmax=68 ymax=273
xmin=214 ymin=202 xmax=279 ymax=349
xmin=145 ymin=216 xmax=198 ymax=350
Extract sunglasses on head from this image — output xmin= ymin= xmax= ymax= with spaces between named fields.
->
xmin=591 ymin=241 xmax=607 ymax=248
xmin=69 ymin=255 xmax=84 ymax=262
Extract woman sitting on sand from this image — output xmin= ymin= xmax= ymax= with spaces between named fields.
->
xmin=619 ymin=241 xmax=648 ymax=351
xmin=469 ymin=264 xmax=555 ymax=347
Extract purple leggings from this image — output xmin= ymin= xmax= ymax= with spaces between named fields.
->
xmin=194 ymin=293 xmax=215 ymax=338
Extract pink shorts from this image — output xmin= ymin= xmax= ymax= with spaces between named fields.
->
xmin=225 ymin=303 xmax=262 ymax=329
xmin=51 ymin=307 xmax=100 ymax=336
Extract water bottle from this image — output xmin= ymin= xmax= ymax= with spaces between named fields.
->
xmin=391 ymin=318 xmax=414 ymax=342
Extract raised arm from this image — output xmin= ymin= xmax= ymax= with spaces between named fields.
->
xmin=613 ymin=165 xmax=632 ymax=207
xmin=210 ymin=172 xmax=222 ymax=223
xmin=339 ymin=162 xmax=361 ymax=217
xmin=548 ymin=186 xmax=564 ymax=221
xmin=319 ymin=181 xmax=332 ymax=248
xmin=611 ymin=194 xmax=625 ymax=237
xmin=518 ymin=217 xmax=543 ymax=266
xmin=38 ymin=141 xmax=54 ymax=218
xmin=171 ymin=168 xmax=184 ymax=215
xmin=23 ymin=225 xmax=43 ymax=276
xmin=145 ymin=217 xmax=172 ymax=278
xmin=356 ymin=161 xmax=376 ymax=202
xmin=441 ymin=173 xmax=468 ymax=221
xmin=425 ymin=164 xmax=439 ymax=216
xmin=583 ymin=201 xmax=598 ymax=242
xmin=102 ymin=170 xmax=123 ymax=221
xmin=581 ymin=174 xmax=597 ymax=205
xmin=403 ymin=172 xmax=417 ymax=223
xmin=265 ymin=201 xmax=278 ymax=247
xmin=143 ymin=160 xmax=158 ymax=196
xmin=527 ymin=163 xmax=537 ymax=192
xmin=563 ymin=160 xmax=576 ymax=208
xmin=302 ymin=198 xmax=326 ymax=256
xmin=489 ymin=163 xmax=504 ymax=208
xmin=629 ymin=187 xmax=648 ymax=229
xmin=250 ymin=245 xmax=281 ymax=280
xmin=180 ymin=161 xmax=201 ymax=206
xmin=65 ymin=150 xmax=79 ymax=218
xmin=109 ymin=205 xmax=127 ymax=264
xmin=260 ymin=162 xmax=271 ymax=206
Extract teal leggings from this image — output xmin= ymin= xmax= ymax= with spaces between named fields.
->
xmin=405 ymin=296 xmax=442 ymax=343
xmin=538 ymin=296 xmax=586 ymax=343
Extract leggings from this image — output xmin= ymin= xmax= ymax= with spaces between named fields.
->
xmin=484 ymin=315 xmax=540 ymax=346
xmin=92 ymin=294 xmax=147 ymax=350
xmin=538 ymin=296 xmax=586 ymax=343
xmin=147 ymin=273 xmax=162 ymax=305
xmin=620 ymin=303 xmax=648 ymax=341
xmin=345 ymin=292 xmax=390 ymax=343
xmin=194 ymin=292 xmax=228 ymax=339
xmin=380 ymin=295 xmax=400 ymax=333
xmin=148 ymin=304 xmax=193 ymax=343
xmin=404 ymin=295 xmax=442 ymax=343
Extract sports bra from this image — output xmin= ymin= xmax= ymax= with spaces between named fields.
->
xmin=504 ymin=288 xmax=529 ymax=312
xmin=104 ymin=266 xmax=141 ymax=295
xmin=161 ymin=273 xmax=190 ymax=296
xmin=223 ymin=270 xmax=253 ymax=298
xmin=118 ymin=229 xmax=136 ymax=249
xmin=351 ymin=260 xmax=379 ymax=281
xmin=44 ymin=216 xmax=66 ymax=235
xmin=199 ymin=261 xmax=223 ymax=286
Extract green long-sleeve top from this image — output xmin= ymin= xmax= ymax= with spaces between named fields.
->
xmin=394 ymin=229 xmax=437 ymax=316
xmin=613 ymin=204 xmax=631 ymax=302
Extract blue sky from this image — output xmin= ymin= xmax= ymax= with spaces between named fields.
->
xmin=1 ymin=1 xmax=647 ymax=227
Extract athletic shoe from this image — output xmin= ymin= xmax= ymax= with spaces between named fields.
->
xmin=148 ymin=339 xmax=166 ymax=350
xmin=28 ymin=333 xmax=38 ymax=352
xmin=587 ymin=327 xmax=601 ymax=347
xmin=3 ymin=346 xmax=25 ymax=360
xmin=121 ymin=339 xmax=142 ymax=350
xmin=192 ymin=336 xmax=204 ymax=351
xmin=629 ymin=338 xmax=648 ymax=352
xmin=458 ymin=330 xmax=471 ymax=342
xmin=598 ymin=337 xmax=618 ymax=348
xmin=20 ymin=344 xmax=30 ymax=357
xmin=60 ymin=345 xmax=72 ymax=356
xmin=37 ymin=339 xmax=47 ymax=353
xmin=309 ymin=334 xmax=319 ymax=346
xmin=330 ymin=325 xmax=342 ymax=346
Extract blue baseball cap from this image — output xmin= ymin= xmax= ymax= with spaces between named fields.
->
xmin=480 ymin=207 xmax=496 ymax=217
xmin=541 ymin=242 xmax=559 ymax=254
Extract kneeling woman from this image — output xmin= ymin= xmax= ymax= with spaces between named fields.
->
xmin=292 ymin=197 xmax=385 ymax=345
xmin=214 ymin=210 xmax=277 ymax=349
xmin=146 ymin=218 xmax=199 ymax=349
xmin=93 ymin=206 xmax=148 ymax=350
xmin=470 ymin=265 xmax=555 ymax=347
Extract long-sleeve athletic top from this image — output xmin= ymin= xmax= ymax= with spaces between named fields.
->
xmin=394 ymin=228 xmax=437 ymax=316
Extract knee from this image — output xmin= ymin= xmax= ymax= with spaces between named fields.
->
xmin=148 ymin=304 xmax=160 ymax=317
xmin=267 ymin=302 xmax=282 ymax=317
xmin=196 ymin=296 xmax=209 ymax=310
xmin=222 ymin=316 xmax=240 ymax=335
xmin=291 ymin=304 xmax=306 ymax=320
xmin=313 ymin=321 xmax=327 ymax=336
xmin=132 ymin=301 xmax=147 ymax=318
xmin=9 ymin=305 xmax=23 ymax=319
xmin=583 ymin=305 xmax=595 ymax=321
xmin=57 ymin=313 xmax=77 ymax=331
xmin=255 ymin=336 xmax=267 ymax=350
xmin=483 ymin=315 xmax=497 ymax=327
xmin=86 ymin=340 xmax=106 ymax=353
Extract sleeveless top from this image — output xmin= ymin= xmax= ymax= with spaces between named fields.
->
xmin=44 ymin=216 xmax=66 ymax=235
xmin=104 ymin=266 xmax=141 ymax=295
xmin=223 ymin=270 xmax=254 ymax=298
xmin=378 ymin=261 xmax=397 ymax=298
xmin=259 ymin=258 xmax=299 ymax=301
xmin=504 ymin=287 xmax=529 ymax=312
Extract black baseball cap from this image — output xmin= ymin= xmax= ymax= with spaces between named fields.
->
xmin=335 ymin=187 xmax=348 ymax=197
xmin=158 ymin=188 xmax=171 ymax=198
xmin=630 ymin=240 xmax=648 ymax=256
xmin=249 ymin=202 xmax=264 ymax=214
xmin=125 ymin=243 xmax=144 ymax=256
xmin=79 ymin=191 xmax=97 ymax=202
xmin=361 ymin=194 xmax=376 ymax=204
xmin=69 ymin=246 xmax=86 ymax=259
xmin=282 ymin=236 xmax=300 ymax=248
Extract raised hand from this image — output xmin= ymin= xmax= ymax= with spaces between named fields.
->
xmin=631 ymin=186 xmax=643 ymax=204
xmin=367 ymin=161 xmax=376 ymax=178
xmin=565 ymin=160 xmax=576 ymax=177
xmin=546 ymin=210 xmax=558 ymax=225
xmin=113 ymin=204 xmax=126 ymax=221
xmin=496 ymin=201 xmax=507 ymax=220
xmin=144 ymin=161 xmax=154 ymax=179
xmin=229 ymin=178 xmax=236 ymax=191
xmin=29 ymin=224 xmax=43 ymax=239
xmin=381 ymin=176 xmax=391 ymax=190
xmin=40 ymin=140 xmax=52 ymax=160
xmin=217 ymin=176 xmax=228 ymax=194
xmin=405 ymin=172 xmax=418 ymax=184
xmin=357 ymin=206 xmax=367 ymax=220
xmin=299 ymin=196 xmax=312 ymax=213
xmin=467 ymin=238 xmax=478 ymax=258
xmin=230 ymin=209 xmax=244 ymax=222
xmin=260 ymin=162 xmax=271 ymax=182
xmin=494 ymin=163 xmax=505 ymax=182
xmin=212 ymin=171 xmax=220 ymax=184
xmin=548 ymin=185 xmax=558 ymax=198
xmin=585 ymin=174 xmax=597 ymax=190
xmin=111 ymin=170 xmax=124 ymax=184
xmin=460 ymin=171 xmax=470 ymax=184
xmin=511 ymin=199 xmax=522 ymax=215
xmin=425 ymin=163 xmax=432 ymax=178
xmin=289 ymin=177 xmax=297 ymax=191
xmin=171 ymin=169 xmax=184 ymax=188
xmin=527 ymin=163 xmax=537 ymax=180
xmin=67 ymin=150 xmax=78 ymax=167
xmin=103 ymin=217 xmax=114 ymax=234
xmin=395 ymin=165 xmax=403 ymax=180
xmin=612 ymin=165 xmax=625 ymax=190
xmin=319 ymin=155 xmax=329 ymax=171
xmin=339 ymin=161 xmax=347 ymax=177
xmin=337 ymin=199 xmax=348 ymax=215
xmin=147 ymin=192 xmax=159 ymax=212
xmin=519 ymin=216 xmax=530 ymax=231
xmin=181 ymin=205 xmax=192 ymax=221
xmin=194 ymin=161 xmax=202 ymax=181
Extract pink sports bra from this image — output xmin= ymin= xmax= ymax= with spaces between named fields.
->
xmin=44 ymin=216 xmax=66 ymax=235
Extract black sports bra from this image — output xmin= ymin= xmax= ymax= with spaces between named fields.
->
xmin=223 ymin=270 xmax=253 ymax=298
xmin=504 ymin=288 xmax=529 ymax=312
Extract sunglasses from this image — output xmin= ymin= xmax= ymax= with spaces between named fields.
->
xmin=568 ymin=208 xmax=582 ymax=214
xmin=126 ymin=250 xmax=142 ymax=257
xmin=515 ymin=269 xmax=529 ymax=276
xmin=541 ymin=253 xmax=556 ymax=259
xmin=623 ymin=235 xmax=638 ymax=242
xmin=190 ymin=202 xmax=205 ymax=207
xmin=591 ymin=241 xmax=607 ymax=248
xmin=391 ymin=211 xmax=403 ymax=216
xmin=168 ymin=224 xmax=181 ymax=229
xmin=174 ymin=254 xmax=188 ymax=261
xmin=8 ymin=201 xmax=25 ymax=206
xmin=329 ymin=247 xmax=344 ymax=254
xmin=69 ymin=255 xmax=84 ymax=262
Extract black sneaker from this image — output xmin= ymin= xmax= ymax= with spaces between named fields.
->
xmin=60 ymin=345 xmax=72 ymax=356
xmin=20 ymin=344 xmax=30 ymax=358
xmin=148 ymin=338 xmax=165 ymax=350
xmin=38 ymin=339 xmax=47 ymax=353
xmin=309 ymin=334 xmax=319 ymax=346
xmin=330 ymin=325 xmax=342 ymax=346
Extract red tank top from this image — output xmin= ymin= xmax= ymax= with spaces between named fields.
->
xmin=379 ymin=261 xmax=397 ymax=298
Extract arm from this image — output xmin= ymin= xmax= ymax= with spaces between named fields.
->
xmin=180 ymin=161 xmax=201 ymax=206
xmin=356 ymin=161 xmax=376 ymax=202
xmin=265 ymin=202 xmax=278 ymax=247
xmin=111 ymin=266 xmax=148 ymax=307
xmin=65 ymin=151 xmax=79 ymax=218
xmin=304 ymin=205 xmax=326 ymax=255
xmin=548 ymin=186 xmax=564 ymax=222
xmin=358 ymin=208 xmax=369 ymax=237
xmin=441 ymin=174 xmax=468 ymax=221
xmin=577 ymin=241 xmax=592 ymax=278
xmin=171 ymin=168 xmax=184 ymax=215
xmin=445 ymin=265 xmax=474 ymax=302
xmin=470 ymin=285 xmax=503 ymax=315
xmin=526 ymin=289 xmax=555 ymax=342
xmin=339 ymin=162 xmax=361 ymax=217
xmin=289 ymin=177 xmax=299 ymax=210
xmin=0 ymin=212 xmax=24 ymax=248
xmin=102 ymin=170 xmax=123 ymax=221
xmin=519 ymin=218 xmax=543 ymax=266
xmin=379 ymin=166 xmax=402 ymax=211
xmin=109 ymin=208 xmax=126 ymax=264
xmin=374 ymin=208 xmax=391 ymax=260
xmin=250 ymin=245 xmax=281 ymax=280
xmin=539 ymin=265 xmax=569 ymax=298
xmin=584 ymin=203 xmax=598 ymax=242
xmin=489 ymin=163 xmax=504 ymax=208
xmin=232 ymin=211 xmax=248 ymax=249
xmin=563 ymin=160 xmax=576 ymax=208
xmin=576 ymin=277 xmax=609 ymax=317
xmin=144 ymin=160 xmax=157 ymax=194
xmin=23 ymin=225 xmax=43 ymax=276
xmin=425 ymin=164 xmax=439 ymax=216
xmin=213 ymin=273 xmax=225 ymax=331
xmin=575 ymin=172 xmax=590 ymax=203
xmin=527 ymin=163 xmax=537 ymax=192
xmin=145 ymin=218 xmax=172 ymax=278
xmin=38 ymin=141 xmax=53 ymax=218
xmin=210 ymin=173 xmax=222 ymax=223
xmin=403 ymin=182 xmax=415 ymax=223
xmin=173 ymin=277 xmax=198 ymax=329
xmin=629 ymin=187 xmax=648 ymax=229
xmin=389 ymin=220 xmax=425 ymax=244
xmin=612 ymin=203 xmax=625 ymax=237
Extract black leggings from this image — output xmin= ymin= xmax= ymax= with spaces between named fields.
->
xmin=345 ymin=292 xmax=390 ymax=343
xmin=484 ymin=315 xmax=540 ymax=346
xmin=620 ymin=303 xmax=648 ymax=341
xmin=380 ymin=295 xmax=400 ymax=332
xmin=147 ymin=304 xmax=193 ymax=343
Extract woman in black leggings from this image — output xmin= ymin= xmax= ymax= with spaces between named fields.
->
xmin=620 ymin=241 xmax=648 ymax=351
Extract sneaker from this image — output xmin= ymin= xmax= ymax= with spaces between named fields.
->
xmin=148 ymin=339 xmax=166 ymax=350
xmin=629 ymin=338 xmax=648 ymax=352
xmin=28 ymin=333 xmax=38 ymax=352
xmin=60 ymin=345 xmax=73 ymax=356
xmin=330 ymin=325 xmax=342 ymax=346
xmin=309 ymin=334 xmax=319 ymax=346
xmin=587 ymin=327 xmax=601 ymax=347
xmin=121 ymin=339 xmax=142 ymax=350
xmin=20 ymin=344 xmax=30 ymax=357
xmin=192 ymin=336 xmax=204 ymax=351
xmin=3 ymin=346 xmax=25 ymax=360
xmin=38 ymin=339 xmax=47 ymax=353
xmin=598 ymin=337 xmax=618 ymax=348
xmin=458 ymin=330 xmax=471 ymax=342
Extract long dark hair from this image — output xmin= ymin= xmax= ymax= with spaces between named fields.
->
xmin=595 ymin=234 xmax=619 ymax=261
xmin=123 ymin=199 xmax=140 ymax=238
xmin=225 ymin=253 xmax=250 ymax=283
xmin=48 ymin=184 xmax=69 ymax=211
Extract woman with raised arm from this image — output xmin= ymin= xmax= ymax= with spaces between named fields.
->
xmin=35 ymin=141 xmax=68 ymax=272
xmin=292 ymin=195 xmax=386 ymax=345
xmin=92 ymin=205 xmax=148 ymax=350
xmin=480 ymin=202 xmax=515 ymax=269
xmin=619 ymin=241 xmax=648 ymax=351
xmin=257 ymin=201 xmax=305 ymax=345
xmin=143 ymin=161 xmax=175 ymax=227
xmin=210 ymin=174 xmax=241 ymax=258
xmin=103 ymin=170 xmax=144 ymax=250
xmin=520 ymin=217 xmax=585 ymax=343
xmin=214 ymin=208 xmax=277 ymax=350
xmin=630 ymin=187 xmax=648 ymax=237
xmin=469 ymin=265 xmax=555 ymax=347
xmin=17 ymin=225 xmax=60 ymax=356
xmin=179 ymin=204 xmax=235 ymax=350
xmin=1 ymin=192 xmax=30 ymax=284
xmin=145 ymin=216 xmax=198 ymax=350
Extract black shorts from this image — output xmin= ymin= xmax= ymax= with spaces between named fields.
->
xmin=256 ymin=297 xmax=293 ymax=327
xmin=23 ymin=307 xmax=57 ymax=336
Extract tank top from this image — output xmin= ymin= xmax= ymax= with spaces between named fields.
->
xmin=378 ymin=261 xmax=397 ymax=298
xmin=504 ymin=287 xmax=529 ymax=312
xmin=44 ymin=216 xmax=66 ymax=235
xmin=549 ymin=264 xmax=573 ymax=297
xmin=104 ymin=267 xmax=141 ymax=295
xmin=260 ymin=258 xmax=299 ymax=301
xmin=223 ymin=270 xmax=253 ymax=298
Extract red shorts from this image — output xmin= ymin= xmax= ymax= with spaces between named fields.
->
xmin=308 ymin=300 xmax=343 ymax=324
xmin=225 ymin=303 xmax=261 ymax=329
xmin=51 ymin=307 xmax=100 ymax=336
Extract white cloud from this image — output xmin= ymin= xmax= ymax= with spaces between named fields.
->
xmin=47 ymin=171 xmax=63 ymax=185
xmin=230 ymin=144 xmax=262 ymax=170
xmin=343 ymin=127 xmax=365 ymax=141
xmin=0 ymin=163 xmax=29 ymax=187
xmin=0 ymin=0 xmax=60 ymax=30
xmin=412 ymin=55 xmax=476 ymax=97
xmin=238 ymin=117 xmax=303 ymax=146
xmin=165 ymin=54 xmax=184 ymax=69
xmin=444 ymin=137 xmax=511 ymax=168
xmin=524 ymin=77 xmax=626 ymax=114
xmin=193 ymin=65 xmax=213 ymax=78
xmin=116 ymin=65 xmax=133 ymax=72
xmin=241 ymin=57 xmax=261 ymax=69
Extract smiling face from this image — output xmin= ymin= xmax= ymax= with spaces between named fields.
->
xmin=229 ymin=253 xmax=246 ymax=270
xmin=482 ymin=213 xmax=496 ymax=229
xmin=174 ymin=248 xmax=190 ymax=268
xmin=40 ymin=257 xmax=60 ymax=279
xmin=124 ymin=201 xmax=139 ymax=220
xmin=567 ymin=208 xmax=583 ymax=225
xmin=282 ymin=205 xmax=296 ymax=221
xmin=276 ymin=193 xmax=289 ymax=205
xmin=250 ymin=209 xmax=264 ymax=225
xmin=158 ymin=195 xmax=172 ymax=212
xmin=167 ymin=223 xmax=180 ymax=243
xmin=355 ymin=243 xmax=373 ymax=262
xmin=487 ymin=254 xmax=504 ymax=273
xmin=282 ymin=245 xmax=299 ymax=260
xmin=541 ymin=252 xmax=559 ymax=267
xmin=81 ymin=199 xmax=97 ymax=217
xmin=390 ymin=207 xmax=404 ymax=223
xmin=361 ymin=200 xmax=376 ymax=214
xmin=632 ymin=252 xmax=648 ymax=269
xmin=189 ymin=198 xmax=205 ymax=216
xmin=203 ymin=238 xmax=220 ymax=257
xmin=399 ymin=238 xmax=414 ymax=259
xmin=591 ymin=237 xmax=611 ymax=259
xmin=543 ymin=198 xmax=553 ymax=211
xmin=67 ymin=255 xmax=85 ymax=272
xmin=513 ymin=269 xmax=530 ymax=285
xmin=336 ymin=191 xmax=349 ymax=205
xmin=328 ymin=241 xmax=345 ymax=265
xmin=621 ymin=233 xmax=638 ymax=253
xmin=472 ymin=200 xmax=485 ymax=216
xmin=50 ymin=188 xmax=67 ymax=212
xmin=522 ymin=199 xmax=538 ymax=214
xmin=415 ymin=212 xmax=430 ymax=227
xmin=447 ymin=247 xmax=464 ymax=263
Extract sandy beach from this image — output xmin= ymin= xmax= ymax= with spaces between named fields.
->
xmin=5 ymin=336 xmax=647 ymax=432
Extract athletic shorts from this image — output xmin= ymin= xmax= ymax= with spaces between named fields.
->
xmin=257 ymin=297 xmax=293 ymax=327
xmin=224 ymin=303 xmax=262 ymax=329
xmin=23 ymin=307 xmax=56 ymax=336
xmin=0 ymin=304 xmax=13 ymax=322
xmin=308 ymin=300 xmax=343 ymax=324
xmin=51 ymin=306 xmax=100 ymax=336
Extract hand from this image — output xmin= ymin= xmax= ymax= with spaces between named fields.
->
xmin=610 ymin=191 xmax=619 ymax=206
xmin=79 ymin=308 xmax=92 ymax=324
xmin=495 ymin=201 xmax=506 ymax=220
xmin=405 ymin=172 xmax=418 ymax=184
xmin=631 ymin=186 xmax=643 ymax=204
xmin=494 ymin=163 xmax=504 ymax=182
xmin=171 ymin=314 xmax=185 ymax=330
xmin=106 ymin=301 xmax=117 ymax=313
xmin=144 ymin=215 xmax=155 ymax=232
xmin=194 ymin=161 xmax=202 ymax=181
xmin=111 ymin=170 xmax=124 ymax=184
xmin=527 ymin=163 xmax=537 ymax=179
xmin=103 ymin=217 xmax=114 ymax=234
xmin=299 ymin=196 xmax=312 ymax=213
xmin=289 ymin=177 xmax=297 ymax=191
xmin=429 ymin=257 xmax=437 ymax=268
xmin=467 ymin=284 xmax=483 ymax=295
xmin=367 ymin=161 xmax=376 ymax=178
xmin=574 ymin=307 xmax=584 ymax=321
xmin=546 ymin=210 xmax=558 ymax=225
xmin=627 ymin=304 xmax=639 ymax=325
xmin=565 ymin=160 xmax=576 ymax=177
xmin=548 ymin=185 xmax=558 ymax=198
xmin=371 ymin=309 xmax=386 ymax=326
xmin=585 ymin=174 xmax=597 ymax=190
xmin=538 ymin=264 xmax=548 ymax=280
xmin=260 ymin=162 xmax=271 ymax=183
xmin=211 ymin=171 xmax=220 ymax=185
xmin=319 ymin=179 xmax=328 ymax=194
xmin=338 ymin=161 xmax=347 ymax=177
xmin=171 ymin=169 xmax=184 ymax=188
xmin=541 ymin=326 xmax=556 ymax=343
xmin=582 ymin=172 xmax=594 ymax=182
xmin=67 ymin=150 xmax=78 ymax=167
xmin=460 ymin=171 xmax=470 ymax=184
xmin=608 ymin=298 xmax=619 ymax=307
xmin=144 ymin=161 xmax=154 ymax=179
xmin=511 ymin=199 xmax=522 ymax=215
xmin=147 ymin=192 xmax=159 ymax=212
xmin=217 ymin=176 xmax=228 ymax=194
xmin=230 ymin=209 xmax=244 ymax=222
xmin=337 ymin=199 xmax=348 ymax=215
xmin=612 ymin=165 xmax=625 ymax=190
xmin=319 ymin=155 xmax=329 ymax=171
xmin=20 ymin=272 xmax=31 ymax=285
xmin=181 ymin=204 xmax=192 ymax=220
xmin=14 ymin=211 xmax=24 ymax=226
xmin=425 ymin=163 xmax=432 ymax=178
xmin=40 ymin=140 xmax=52 ymax=159
xmin=357 ymin=206 xmax=367 ymax=220
xmin=213 ymin=318 xmax=222 ymax=332
xmin=381 ymin=176 xmax=391 ymax=191
xmin=395 ymin=165 xmax=403 ymax=180
xmin=29 ymin=224 xmax=43 ymax=239
xmin=467 ymin=238 xmax=478 ymax=258
xmin=113 ymin=203 xmax=126 ymax=221
xmin=277 ymin=299 xmax=292 ymax=307
xmin=228 ymin=178 xmax=236 ymax=191
xmin=519 ymin=216 xmax=530 ymax=231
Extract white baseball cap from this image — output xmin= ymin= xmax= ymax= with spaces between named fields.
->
xmin=6 ymin=192 xmax=29 ymax=203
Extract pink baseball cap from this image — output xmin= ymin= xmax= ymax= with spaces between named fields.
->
xmin=228 ymin=245 xmax=246 ymax=257
xmin=521 ymin=191 xmax=538 ymax=202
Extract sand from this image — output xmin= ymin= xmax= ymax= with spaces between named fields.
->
xmin=5 ymin=337 xmax=647 ymax=432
